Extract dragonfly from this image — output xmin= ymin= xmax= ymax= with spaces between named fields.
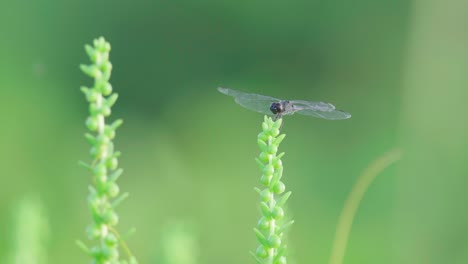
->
xmin=218 ymin=87 xmax=351 ymax=121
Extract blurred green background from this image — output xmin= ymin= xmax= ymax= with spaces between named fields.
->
xmin=1 ymin=0 xmax=468 ymax=263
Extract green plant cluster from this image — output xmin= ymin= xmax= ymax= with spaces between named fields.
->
xmin=79 ymin=37 xmax=136 ymax=264
xmin=253 ymin=116 xmax=294 ymax=264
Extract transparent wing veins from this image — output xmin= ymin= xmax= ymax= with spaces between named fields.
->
xmin=290 ymin=100 xmax=351 ymax=120
xmin=289 ymin=100 xmax=336 ymax=111
xmin=218 ymin=87 xmax=279 ymax=115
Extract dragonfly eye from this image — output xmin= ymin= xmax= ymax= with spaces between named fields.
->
xmin=270 ymin=102 xmax=283 ymax=114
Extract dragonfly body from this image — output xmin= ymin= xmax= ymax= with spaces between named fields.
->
xmin=270 ymin=101 xmax=289 ymax=115
xmin=218 ymin=87 xmax=351 ymax=120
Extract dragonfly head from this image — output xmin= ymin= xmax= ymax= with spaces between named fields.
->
xmin=270 ymin=102 xmax=284 ymax=114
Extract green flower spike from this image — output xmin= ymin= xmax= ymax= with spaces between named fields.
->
xmin=252 ymin=116 xmax=294 ymax=264
xmin=78 ymin=37 xmax=137 ymax=264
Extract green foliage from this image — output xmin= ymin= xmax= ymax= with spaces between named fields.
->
xmin=153 ymin=222 xmax=199 ymax=264
xmin=253 ymin=116 xmax=294 ymax=264
xmin=79 ymin=37 xmax=137 ymax=264
xmin=7 ymin=197 xmax=49 ymax=264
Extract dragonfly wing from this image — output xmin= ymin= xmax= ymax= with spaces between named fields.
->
xmin=290 ymin=100 xmax=350 ymax=120
xmin=295 ymin=107 xmax=351 ymax=120
xmin=218 ymin=87 xmax=279 ymax=115
xmin=290 ymin=100 xmax=336 ymax=111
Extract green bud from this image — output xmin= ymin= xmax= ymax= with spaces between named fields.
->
xmin=259 ymin=152 xmax=270 ymax=163
xmin=260 ymin=174 xmax=272 ymax=186
xmin=97 ymin=134 xmax=110 ymax=145
xmin=268 ymin=145 xmax=278 ymax=154
xmin=101 ymin=244 xmax=119 ymax=260
xmin=263 ymin=164 xmax=274 ymax=176
xmin=257 ymin=217 xmax=269 ymax=230
xmin=103 ymin=210 xmax=119 ymax=226
xmin=89 ymin=103 xmax=100 ymax=115
xmin=101 ymin=105 xmax=111 ymax=116
xmin=107 ymin=182 xmax=120 ymax=198
xmin=270 ymin=128 xmax=280 ymax=137
xmin=106 ymin=157 xmax=118 ymax=170
xmin=272 ymin=207 xmax=284 ymax=220
xmin=93 ymin=164 xmax=107 ymax=178
xmin=273 ymin=181 xmax=285 ymax=194
xmin=105 ymin=233 xmax=118 ymax=246
xmin=102 ymin=83 xmax=112 ymax=96
xmin=273 ymin=159 xmax=283 ymax=170
xmin=269 ymin=234 xmax=281 ymax=248
xmin=260 ymin=189 xmax=271 ymax=202
xmin=86 ymin=224 xmax=102 ymax=240
xmin=86 ymin=116 xmax=99 ymax=131
xmin=256 ymin=245 xmax=268 ymax=258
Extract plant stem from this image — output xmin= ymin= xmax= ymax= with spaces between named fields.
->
xmin=253 ymin=116 xmax=292 ymax=264
xmin=329 ymin=148 xmax=402 ymax=264
xmin=79 ymin=37 xmax=137 ymax=264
